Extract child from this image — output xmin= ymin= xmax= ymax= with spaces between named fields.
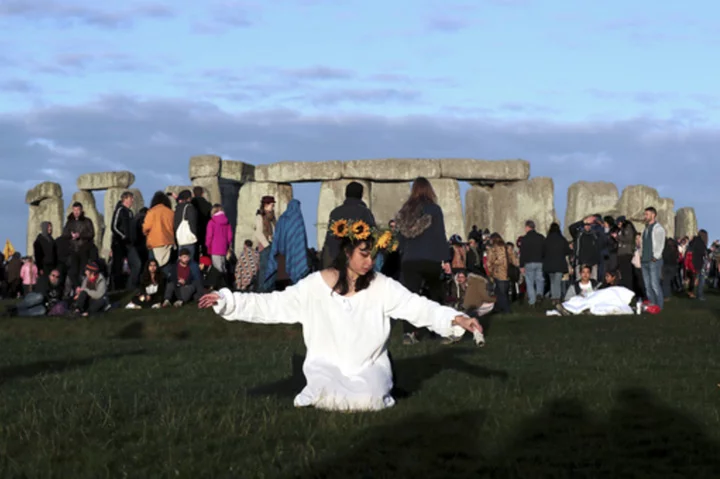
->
xmin=235 ymin=240 xmax=259 ymax=291
xmin=20 ymin=256 xmax=38 ymax=295
xmin=205 ymin=204 xmax=233 ymax=274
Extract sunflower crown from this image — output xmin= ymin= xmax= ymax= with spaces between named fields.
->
xmin=329 ymin=219 xmax=399 ymax=256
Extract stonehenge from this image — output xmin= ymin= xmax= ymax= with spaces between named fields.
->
xmin=25 ymin=157 xmax=701 ymax=259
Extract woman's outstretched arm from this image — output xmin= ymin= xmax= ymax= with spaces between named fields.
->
xmin=199 ymin=281 xmax=304 ymax=325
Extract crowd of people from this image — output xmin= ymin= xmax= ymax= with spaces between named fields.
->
xmin=1 ymin=179 xmax=718 ymax=326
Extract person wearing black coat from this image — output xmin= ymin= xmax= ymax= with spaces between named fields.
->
xmin=519 ymin=220 xmax=545 ymax=306
xmin=110 ymin=192 xmax=136 ymax=291
xmin=687 ymin=230 xmax=708 ymax=299
xmin=131 ymin=207 xmax=149 ymax=271
xmin=321 ymin=182 xmax=377 ymax=269
xmin=661 ymin=237 xmax=679 ymax=299
xmin=569 ymin=217 xmax=601 ymax=279
xmin=33 ymin=221 xmax=57 ymax=275
xmin=543 ymin=223 xmax=571 ymax=303
xmin=63 ymin=202 xmax=95 ymax=288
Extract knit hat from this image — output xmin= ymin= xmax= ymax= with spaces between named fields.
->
xmin=199 ymin=256 xmax=212 ymax=268
xmin=616 ymin=216 xmax=627 ymax=223
xmin=85 ymin=261 xmax=99 ymax=273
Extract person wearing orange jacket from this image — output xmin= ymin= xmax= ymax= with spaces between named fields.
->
xmin=143 ymin=191 xmax=175 ymax=276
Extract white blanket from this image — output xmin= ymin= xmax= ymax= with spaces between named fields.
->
xmin=561 ymin=286 xmax=636 ymax=316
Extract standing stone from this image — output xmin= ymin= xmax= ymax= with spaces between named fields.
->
xmin=428 ymin=179 xmax=464 ymax=241
xmin=466 ymin=178 xmax=555 ymax=244
xmin=101 ymin=188 xmax=145 ymax=258
xmin=189 ymin=155 xmax=221 ymax=179
xmin=25 ymin=182 xmax=63 ymax=205
xmin=370 ymin=182 xmax=410 ymax=227
xmin=675 ymin=207 xmax=698 ymax=239
xmin=65 ymin=191 xmax=104 ymax=250
xmin=254 ymin=161 xmax=342 ymax=183
xmin=77 ymin=171 xmax=135 ymax=191
xmin=317 ymin=180 xmax=371 ymax=250
xmin=656 ymin=197 xmax=675 ymax=239
xmin=192 ymin=177 xmax=221 ymax=205
xmin=234 ymin=182 xmax=293 ymax=253
xmin=464 ymin=185 xmax=493 ymax=238
xmin=439 ymin=159 xmax=530 ymax=182
xmin=564 ymin=181 xmax=619 ymax=236
xmin=26 ymin=197 xmax=64 ymax=257
xmin=616 ymin=185 xmax=660 ymax=224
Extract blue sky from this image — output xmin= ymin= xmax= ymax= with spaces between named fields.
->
xmin=1 ymin=0 xmax=718 ymax=251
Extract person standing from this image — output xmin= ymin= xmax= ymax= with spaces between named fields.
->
xmin=486 ymin=233 xmax=519 ymax=314
xmin=143 ymin=192 xmax=175 ymax=276
xmin=191 ymin=186 xmax=213 ymax=257
xmin=63 ymin=202 xmax=95 ymax=288
xmin=205 ymin=204 xmax=233 ymax=274
xmin=615 ymin=216 xmax=636 ymax=291
xmin=394 ymin=177 xmax=449 ymax=345
xmin=321 ymin=182 xmax=376 ymax=269
xmin=110 ymin=191 xmax=136 ymax=291
xmin=519 ymin=220 xmax=545 ymax=307
xmin=174 ymin=190 xmax=199 ymax=259
xmin=543 ymin=223 xmax=571 ymax=305
xmin=687 ymin=230 xmax=708 ymax=299
xmin=569 ymin=216 xmax=601 ymax=280
xmin=661 ymin=237 xmax=679 ymax=301
xmin=265 ymin=199 xmax=310 ymax=292
xmin=255 ymin=196 xmax=276 ymax=292
xmin=33 ymin=221 xmax=57 ymax=276
xmin=129 ymin=207 xmax=149 ymax=285
xmin=640 ymin=207 xmax=666 ymax=310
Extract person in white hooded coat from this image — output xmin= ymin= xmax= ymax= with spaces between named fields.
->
xmin=199 ymin=219 xmax=483 ymax=412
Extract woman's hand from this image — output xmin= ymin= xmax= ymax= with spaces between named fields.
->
xmin=452 ymin=315 xmax=482 ymax=333
xmin=198 ymin=292 xmax=221 ymax=309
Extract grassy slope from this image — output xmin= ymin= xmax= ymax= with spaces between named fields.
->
xmin=0 ymin=293 xmax=719 ymax=478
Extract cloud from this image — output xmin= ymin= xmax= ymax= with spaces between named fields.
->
xmin=34 ymin=52 xmax=152 ymax=75
xmin=425 ymin=14 xmax=471 ymax=33
xmin=1 ymin=95 xmax=719 ymax=254
xmin=272 ymin=66 xmax=355 ymax=81
xmin=586 ymin=89 xmax=678 ymax=105
xmin=309 ymin=88 xmax=422 ymax=105
xmin=0 ymin=79 xmax=41 ymax=94
xmin=0 ymin=0 xmax=174 ymax=28
xmin=193 ymin=1 xmax=259 ymax=33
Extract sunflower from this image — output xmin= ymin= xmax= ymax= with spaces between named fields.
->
xmin=330 ymin=219 xmax=349 ymax=238
xmin=391 ymin=242 xmax=398 ymax=252
xmin=376 ymin=230 xmax=392 ymax=249
xmin=351 ymin=220 xmax=371 ymax=240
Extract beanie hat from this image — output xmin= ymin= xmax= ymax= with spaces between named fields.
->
xmin=199 ymin=256 xmax=212 ymax=268
xmin=85 ymin=261 xmax=99 ymax=273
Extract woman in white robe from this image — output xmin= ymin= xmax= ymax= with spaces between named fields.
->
xmin=199 ymin=222 xmax=483 ymax=412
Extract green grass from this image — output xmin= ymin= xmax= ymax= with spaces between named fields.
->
xmin=1 ymin=292 xmax=720 ymax=478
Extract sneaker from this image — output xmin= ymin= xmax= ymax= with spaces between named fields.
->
xmin=103 ymin=303 xmax=112 ymax=312
xmin=402 ymin=333 xmax=419 ymax=345
xmin=441 ymin=335 xmax=462 ymax=345
xmin=555 ymin=303 xmax=572 ymax=316
xmin=125 ymin=303 xmax=139 ymax=310
xmin=173 ymin=300 xmax=184 ymax=308
xmin=151 ymin=303 xmax=161 ymax=309
xmin=162 ymin=300 xmax=171 ymax=308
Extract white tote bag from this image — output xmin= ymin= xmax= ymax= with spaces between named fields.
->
xmin=176 ymin=204 xmax=197 ymax=245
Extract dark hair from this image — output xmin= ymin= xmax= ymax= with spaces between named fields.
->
xmin=548 ymin=222 xmax=561 ymax=235
xmin=698 ymin=229 xmax=708 ymax=245
xmin=645 ymin=206 xmax=657 ymax=215
xmin=72 ymin=202 xmax=83 ymax=209
xmin=178 ymin=248 xmax=191 ymax=257
xmin=330 ymin=236 xmax=376 ymax=296
xmin=141 ymin=259 xmax=160 ymax=284
xmin=525 ymin=220 xmax=536 ymax=230
xmin=345 ymin=181 xmax=364 ymax=200
xmin=399 ymin=177 xmax=437 ymax=215
xmin=178 ymin=190 xmax=192 ymax=202
xmin=490 ymin=233 xmax=505 ymax=247
xmin=581 ymin=265 xmax=592 ymax=273
xmin=151 ymin=191 xmax=172 ymax=209
xmin=121 ymin=191 xmax=134 ymax=201
xmin=138 ymin=207 xmax=148 ymax=215
xmin=244 ymin=240 xmax=253 ymax=248
xmin=603 ymin=216 xmax=615 ymax=227
xmin=193 ymin=186 xmax=204 ymax=197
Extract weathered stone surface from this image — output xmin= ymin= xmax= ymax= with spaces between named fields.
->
xmin=192 ymin=177 xmax=221 ymax=205
xmin=656 ymin=197 xmax=675 ymax=239
xmin=466 ymin=178 xmax=555 ymax=243
xmin=428 ymin=179 xmax=464 ymax=241
xmin=616 ymin=185 xmax=660 ymax=223
xmin=317 ymin=180 xmax=372 ymax=250
xmin=101 ymin=188 xmax=145 ymax=258
xmin=234 ymin=182 xmax=293 ymax=253
xmin=370 ymin=182 xmax=410 ymax=227
xmin=343 ymin=159 xmax=441 ymax=181
xmin=675 ymin=207 xmax=698 ymax=239
xmin=255 ymin=161 xmax=343 ymax=183
xmin=26 ymin=197 xmax=64 ymax=256
xmin=189 ymin=155 xmax=221 ymax=179
xmin=25 ymin=182 xmax=62 ymax=205
xmin=441 ymin=159 xmax=530 ymax=181
xmin=220 ymin=160 xmax=255 ymax=182
xmin=564 ymin=181 xmax=619 ymax=236
xmin=65 ymin=191 xmax=103 ymax=249
xmin=77 ymin=171 xmax=135 ymax=191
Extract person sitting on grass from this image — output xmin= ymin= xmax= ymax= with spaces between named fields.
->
xmin=198 ymin=255 xmax=226 ymax=293
xmin=72 ymin=262 xmax=109 ymax=317
xmin=126 ymin=259 xmax=166 ymax=309
xmin=4 ymin=268 xmax=68 ymax=317
xmin=163 ymin=248 xmax=203 ymax=308
xmin=198 ymin=218 xmax=483 ymax=412
xmin=564 ymin=265 xmax=599 ymax=301
xmin=599 ymin=270 xmax=619 ymax=289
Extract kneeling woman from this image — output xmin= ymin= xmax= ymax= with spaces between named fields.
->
xmin=199 ymin=219 xmax=484 ymax=412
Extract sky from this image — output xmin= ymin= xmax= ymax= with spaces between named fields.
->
xmin=1 ymin=0 xmax=719 ymax=252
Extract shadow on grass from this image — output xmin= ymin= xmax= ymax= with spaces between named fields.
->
xmin=297 ymin=387 xmax=720 ymax=479
xmin=0 ymin=349 xmax=146 ymax=386
xmin=248 ymin=349 xmax=509 ymax=400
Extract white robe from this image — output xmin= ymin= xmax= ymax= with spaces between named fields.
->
xmin=562 ymin=286 xmax=636 ymax=316
xmin=212 ymin=272 xmax=466 ymax=412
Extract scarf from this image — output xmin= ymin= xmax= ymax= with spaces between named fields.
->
xmin=265 ymin=199 xmax=309 ymax=289
xmin=235 ymin=247 xmax=260 ymax=291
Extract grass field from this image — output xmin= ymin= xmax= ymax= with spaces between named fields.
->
xmin=1 ymin=291 xmax=719 ymax=478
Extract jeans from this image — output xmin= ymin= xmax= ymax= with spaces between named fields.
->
xmin=548 ymin=272 xmax=563 ymax=300
xmin=16 ymin=292 xmax=47 ymax=317
xmin=641 ymin=260 xmax=664 ymax=309
xmin=74 ymin=291 xmax=108 ymax=315
xmin=696 ymin=271 xmax=707 ymax=299
xmin=524 ymin=263 xmax=544 ymax=305
xmin=494 ymin=280 xmax=511 ymax=313
xmin=212 ymin=255 xmax=226 ymax=273
xmin=662 ymin=264 xmax=677 ymax=299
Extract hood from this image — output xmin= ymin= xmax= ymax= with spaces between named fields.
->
xmin=40 ymin=221 xmax=52 ymax=237
xmin=286 ymin=198 xmax=301 ymax=213
xmin=212 ymin=211 xmax=229 ymax=225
